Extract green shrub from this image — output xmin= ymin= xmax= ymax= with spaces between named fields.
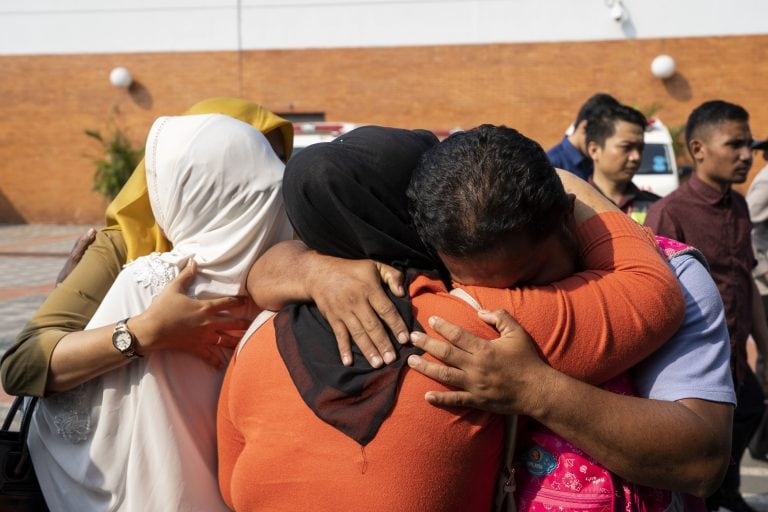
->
xmin=86 ymin=128 xmax=144 ymax=200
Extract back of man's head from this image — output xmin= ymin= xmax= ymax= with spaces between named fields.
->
xmin=574 ymin=93 xmax=622 ymax=127
xmin=407 ymin=124 xmax=571 ymax=258
xmin=586 ymin=103 xmax=647 ymax=148
xmin=685 ymin=100 xmax=749 ymax=156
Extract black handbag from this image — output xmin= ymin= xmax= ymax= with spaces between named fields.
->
xmin=0 ymin=396 xmax=48 ymax=511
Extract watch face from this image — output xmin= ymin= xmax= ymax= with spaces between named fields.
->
xmin=114 ymin=331 xmax=132 ymax=351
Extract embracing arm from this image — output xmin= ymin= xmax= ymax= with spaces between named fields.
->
xmin=463 ymin=170 xmax=685 ymax=383
xmin=408 ymin=311 xmax=731 ymax=496
xmin=247 ymin=170 xmax=684 ymax=379
xmin=47 ymin=260 xmax=248 ymax=393
xmin=527 ymin=364 xmax=731 ymax=496
xmin=1 ymin=230 xmax=249 ymax=396
xmin=408 ymin=254 xmax=734 ymax=495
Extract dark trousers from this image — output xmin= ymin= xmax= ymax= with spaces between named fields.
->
xmin=747 ymin=298 xmax=768 ymax=459
xmin=720 ymin=368 xmax=766 ymax=495
xmin=749 ymin=353 xmax=768 ymax=458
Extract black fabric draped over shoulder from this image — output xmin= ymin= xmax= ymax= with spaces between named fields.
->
xmin=277 ymin=126 xmax=441 ymax=445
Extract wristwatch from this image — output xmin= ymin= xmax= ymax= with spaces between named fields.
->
xmin=112 ymin=318 xmax=142 ymax=359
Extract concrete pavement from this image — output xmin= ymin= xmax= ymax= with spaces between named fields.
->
xmin=0 ymin=223 xmax=766 ymax=508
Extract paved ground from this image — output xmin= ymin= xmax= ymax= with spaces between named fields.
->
xmin=0 ymin=223 xmax=766 ymax=508
xmin=0 ymin=224 xmax=95 ymax=353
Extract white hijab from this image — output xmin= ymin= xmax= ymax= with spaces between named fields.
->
xmin=145 ymin=113 xmax=293 ymax=297
xmin=30 ymin=113 xmax=293 ymax=512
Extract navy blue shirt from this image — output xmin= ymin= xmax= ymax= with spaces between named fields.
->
xmin=546 ymin=136 xmax=592 ymax=180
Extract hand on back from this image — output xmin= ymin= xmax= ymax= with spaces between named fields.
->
xmin=407 ymin=309 xmax=553 ymax=416
xmin=131 ymin=260 xmax=253 ymax=368
xmin=56 ymin=228 xmax=97 ymax=284
xmin=306 ymin=255 xmax=408 ymax=368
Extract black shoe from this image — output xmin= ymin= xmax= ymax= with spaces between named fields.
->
xmin=706 ymin=492 xmax=759 ymax=512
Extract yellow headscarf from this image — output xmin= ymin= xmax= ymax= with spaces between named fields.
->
xmin=104 ymin=97 xmax=294 ymax=262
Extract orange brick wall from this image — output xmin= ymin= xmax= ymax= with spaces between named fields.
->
xmin=1 ymin=34 xmax=767 ymax=223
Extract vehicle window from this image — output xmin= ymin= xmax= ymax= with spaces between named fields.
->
xmin=637 ymin=143 xmax=673 ymax=175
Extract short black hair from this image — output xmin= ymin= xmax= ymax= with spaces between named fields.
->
xmin=585 ymin=103 xmax=647 ymax=148
xmin=574 ymin=93 xmax=622 ymax=127
xmin=685 ymin=100 xmax=749 ymax=156
xmin=407 ymin=124 xmax=571 ymax=258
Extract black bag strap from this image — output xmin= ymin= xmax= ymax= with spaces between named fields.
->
xmin=2 ymin=396 xmax=39 ymax=477
xmin=1 ymin=397 xmax=23 ymax=431
xmin=493 ymin=415 xmax=518 ymax=512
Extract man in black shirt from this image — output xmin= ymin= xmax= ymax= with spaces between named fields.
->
xmin=586 ymin=102 xmax=660 ymax=224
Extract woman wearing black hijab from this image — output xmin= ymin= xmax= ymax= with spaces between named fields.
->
xmin=217 ymin=126 xmax=505 ymax=511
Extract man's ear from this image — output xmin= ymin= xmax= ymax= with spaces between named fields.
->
xmin=689 ymin=138 xmax=705 ymax=163
xmin=587 ymin=141 xmax=601 ymax=161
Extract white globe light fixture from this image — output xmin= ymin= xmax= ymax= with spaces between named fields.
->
xmin=651 ymin=55 xmax=676 ymax=80
xmin=610 ymin=2 xmax=625 ymax=22
xmin=605 ymin=0 xmax=626 ymax=22
xmin=109 ymin=67 xmax=133 ymax=88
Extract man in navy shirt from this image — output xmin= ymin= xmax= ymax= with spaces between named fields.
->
xmin=547 ymin=93 xmax=620 ymax=180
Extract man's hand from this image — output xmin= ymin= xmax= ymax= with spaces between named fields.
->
xmin=56 ymin=228 xmax=97 ymax=284
xmin=131 ymin=260 xmax=253 ymax=368
xmin=247 ymin=240 xmax=408 ymax=368
xmin=307 ymin=256 xmax=407 ymax=368
xmin=407 ymin=309 xmax=552 ymax=415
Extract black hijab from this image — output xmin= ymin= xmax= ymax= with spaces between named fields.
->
xmin=276 ymin=126 xmax=440 ymax=445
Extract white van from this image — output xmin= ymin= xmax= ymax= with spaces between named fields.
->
xmin=291 ymin=123 xmax=461 ymax=157
xmin=632 ymin=118 xmax=680 ymax=197
xmin=292 ymin=122 xmax=364 ymax=156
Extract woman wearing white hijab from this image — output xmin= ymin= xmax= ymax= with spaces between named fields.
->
xmin=28 ymin=113 xmax=293 ymax=511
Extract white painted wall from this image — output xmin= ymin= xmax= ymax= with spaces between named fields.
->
xmin=1 ymin=0 xmax=766 ymax=55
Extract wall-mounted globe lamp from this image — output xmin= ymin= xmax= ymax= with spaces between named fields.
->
xmin=109 ymin=67 xmax=133 ymax=88
xmin=605 ymin=0 xmax=626 ymax=22
xmin=650 ymin=55 xmax=676 ymax=80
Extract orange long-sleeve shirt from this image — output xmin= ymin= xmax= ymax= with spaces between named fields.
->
xmin=462 ymin=211 xmax=684 ymax=384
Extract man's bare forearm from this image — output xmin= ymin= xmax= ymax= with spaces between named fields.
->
xmin=247 ymin=240 xmax=316 ymax=310
xmin=529 ymin=367 xmax=732 ymax=496
xmin=408 ymin=312 xmax=730 ymax=496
